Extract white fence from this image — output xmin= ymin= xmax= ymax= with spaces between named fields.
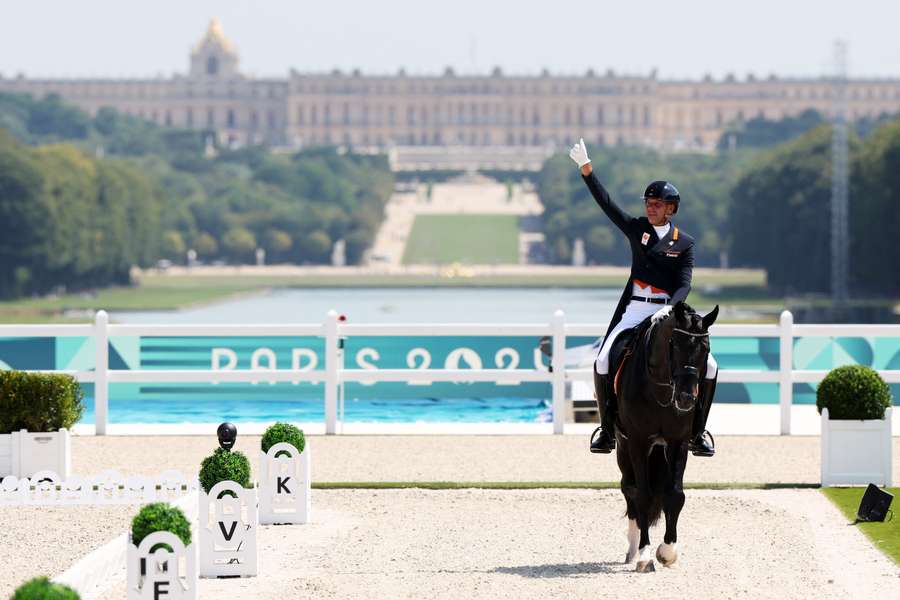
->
xmin=1 ymin=310 xmax=899 ymax=436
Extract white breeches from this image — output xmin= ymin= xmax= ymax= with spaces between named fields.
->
xmin=595 ymin=300 xmax=718 ymax=379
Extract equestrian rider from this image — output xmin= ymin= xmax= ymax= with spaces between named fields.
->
xmin=568 ymin=138 xmax=718 ymax=457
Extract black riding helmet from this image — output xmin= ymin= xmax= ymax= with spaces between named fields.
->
xmin=644 ymin=180 xmax=680 ymax=214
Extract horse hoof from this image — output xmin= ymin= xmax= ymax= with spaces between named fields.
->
xmin=656 ymin=543 xmax=677 ymax=567
xmin=635 ymin=560 xmax=656 ymax=573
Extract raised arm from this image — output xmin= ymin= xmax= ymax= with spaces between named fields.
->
xmin=569 ymin=138 xmax=634 ymax=233
xmin=670 ymin=243 xmax=694 ymax=303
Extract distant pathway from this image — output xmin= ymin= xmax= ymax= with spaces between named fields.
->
xmin=367 ymin=174 xmax=544 ymax=266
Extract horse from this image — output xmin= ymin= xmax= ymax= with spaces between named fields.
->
xmin=609 ymin=300 xmax=718 ymax=572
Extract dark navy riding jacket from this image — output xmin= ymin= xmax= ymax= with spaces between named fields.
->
xmin=581 ymin=171 xmax=695 ymax=341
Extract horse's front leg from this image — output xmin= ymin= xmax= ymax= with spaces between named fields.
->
xmin=657 ymin=443 xmax=688 ymax=567
xmin=618 ymin=443 xmax=640 ymax=564
xmin=629 ymin=441 xmax=656 ymax=573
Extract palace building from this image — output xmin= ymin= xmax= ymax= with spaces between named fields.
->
xmin=2 ymin=19 xmax=899 ymax=154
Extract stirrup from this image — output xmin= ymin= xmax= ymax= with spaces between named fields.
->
xmin=689 ymin=430 xmax=715 ymax=457
xmin=589 ymin=426 xmax=615 ymax=454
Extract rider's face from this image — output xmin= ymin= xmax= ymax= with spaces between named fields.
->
xmin=645 ymin=198 xmax=674 ymax=226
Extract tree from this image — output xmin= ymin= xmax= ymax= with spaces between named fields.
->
xmin=728 ymin=126 xmax=838 ymax=294
xmin=221 ymin=227 xmax=257 ymax=263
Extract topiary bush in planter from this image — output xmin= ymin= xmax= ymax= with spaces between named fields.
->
xmin=0 ymin=370 xmax=85 ymax=433
xmin=816 ymin=365 xmax=892 ymax=420
xmin=261 ymin=422 xmax=305 ymax=455
xmin=199 ymin=447 xmax=252 ymax=495
xmin=131 ymin=502 xmax=192 ymax=552
xmin=11 ymin=576 xmax=80 ymax=599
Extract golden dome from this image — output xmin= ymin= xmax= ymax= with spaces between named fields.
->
xmin=192 ymin=17 xmax=236 ymax=54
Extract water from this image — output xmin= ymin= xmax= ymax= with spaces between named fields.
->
xmin=112 ymin=287 xmax=625 ymax=324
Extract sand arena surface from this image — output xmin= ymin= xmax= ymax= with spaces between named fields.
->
xmin=86 ymin=489 xmax=896 ymax=600
xmin=70 ymin=434 xmax=900 ymax=484
xmin=1 ymin=435 xmax=899 ymax=598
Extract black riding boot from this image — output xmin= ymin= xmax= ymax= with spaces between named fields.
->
xmin=689 ymin=374 xmax=717 ymax=457
xmin=589 ymin=372 xmax=616 ymax=454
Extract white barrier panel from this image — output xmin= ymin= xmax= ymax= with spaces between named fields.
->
xmin=259 ymin=443 xmax=310 ymax=525
xmin=127 ymin=531 xmax=198 ymax=600
xmin=0 ymin=469 xmax=197 ymax=505
xmin=199 ymin=481 xmax=258 ymax=578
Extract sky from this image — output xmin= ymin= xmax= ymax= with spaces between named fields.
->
xmin=1 ymin=0 xmax=898 ymax=81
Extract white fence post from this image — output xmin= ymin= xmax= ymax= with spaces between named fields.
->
xmin=325 ymin=310 xmax=339 ymax=435
xmin=94 ymin=310 xmax=109 ymax=436
xmin=779 ymin=310 xmax=793 ymax=435
xmin=551 ymin=310 xmax=566 ymax=434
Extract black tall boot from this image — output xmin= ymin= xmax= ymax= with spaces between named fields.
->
xmin=689 ymin=374 xmax=717 ymax=457
xmin=589 ymin=372 xmax=616 ymax=454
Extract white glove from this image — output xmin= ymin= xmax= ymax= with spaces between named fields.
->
xmin=568 ymin=138 xmax=590 ymax=168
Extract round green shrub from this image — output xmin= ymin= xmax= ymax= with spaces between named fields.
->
xmin=11 ymin=576 xmax=80 ymax=599
xmin=199 ymin=447 xmax=252 ymax=494
xmin=131 ymin=502 xmax=192 ymax=551
xmin=816 ymin=365 xmax=892 ymax=420
xmin=261 ymin=422 xmax=305 ymax=455
xmin=0 ymin=371 xmax=85 ymax=434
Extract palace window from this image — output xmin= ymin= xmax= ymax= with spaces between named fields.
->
xmin=186 ymin=108 xmax=194 ymax=127
xmin=227 ymin=109 xmax=236 ymax=127
xmin=206 ymin=107 xmax=215 ymax=127
xmin=207 ymin=56 xmax=219 ymax=76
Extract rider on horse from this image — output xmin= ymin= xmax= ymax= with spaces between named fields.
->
xmin=568 ymin=138 xmax=718 ymax=457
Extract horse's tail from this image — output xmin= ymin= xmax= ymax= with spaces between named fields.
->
xmin=646 ymin=445 xmax=667 ymax=527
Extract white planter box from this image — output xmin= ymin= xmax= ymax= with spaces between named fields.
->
xmin=199 ymin=481 xmax=258 ymax=578
xmin=127 ymin=531 xmax=198 ymax=599
xmin=0 ymin=429 xmax=71 ymax=479
xmin=259 ymin=442 xmax=310 ymax=525
xmin=821 ymin=407 xmax=893 ymax=487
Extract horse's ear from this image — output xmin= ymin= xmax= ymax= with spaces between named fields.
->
xmin=702 ymin=305 xmax=720 ymax=331
xmin=674 ymin=300 xmax=687 ymax=323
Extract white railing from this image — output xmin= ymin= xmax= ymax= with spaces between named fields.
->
xmin=2 ymin=310 xmax=900 ymax=436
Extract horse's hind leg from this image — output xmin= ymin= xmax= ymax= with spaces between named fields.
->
xmin=657 ymin=444 xmax=688 ymax=567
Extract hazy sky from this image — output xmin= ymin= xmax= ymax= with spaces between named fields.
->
xmin=1 ymin=0 xmax=898 ymax=80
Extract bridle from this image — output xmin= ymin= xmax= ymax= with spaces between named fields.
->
xmin=654 ymin=326 xmax=709 ymax=410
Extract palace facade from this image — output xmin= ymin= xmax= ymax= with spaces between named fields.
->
xmin=2 ymin=19 xmax=899 ymax=153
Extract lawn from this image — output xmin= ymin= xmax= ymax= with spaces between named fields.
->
xmin=402 ymin=214 xmax=520 ymax=265
xmin=821 ymin=487 xmax=900 ymax=564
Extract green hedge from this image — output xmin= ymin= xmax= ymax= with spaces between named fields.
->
xmin=131 ymin=502 xmax=192 ymax=551
xmin=199 ymin=447 xmax=252 ymax=495
xmin=11 ymin=577 xmax=80 ymax=599
xmin=816 ymin=365 xmax=892 ymax=420
xmin=261 ymin=422 xmax=305 ymax=455
xmin=0 ymin=370 xmax=85 ymax=434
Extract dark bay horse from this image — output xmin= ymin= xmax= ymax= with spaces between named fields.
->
xmin=612 ymin=300 xmax=718 ymax=572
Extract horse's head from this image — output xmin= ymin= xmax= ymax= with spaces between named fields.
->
xmin=660 ymin=301 xmax=718 ymax=412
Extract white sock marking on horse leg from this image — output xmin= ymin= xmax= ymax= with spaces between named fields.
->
xmin=625 ymin=519 xmax=639 ymax=563
xmin=636 ymin=544 xmax=656 ymax=571
xmin=656 ymin=542 xmax=677 ymax=566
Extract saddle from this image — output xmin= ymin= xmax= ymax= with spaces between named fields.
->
xmin=609 ymin=315 xmax=655 ymax=396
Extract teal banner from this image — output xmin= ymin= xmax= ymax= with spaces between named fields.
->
xmin=0 ymin=334 xmax=897 ymax=423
